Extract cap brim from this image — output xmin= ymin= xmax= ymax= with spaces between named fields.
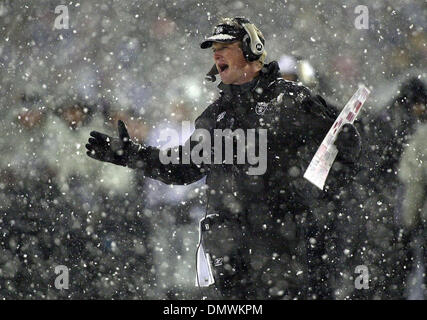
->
xmin=200 ymin=34 xmax=239 ymax=49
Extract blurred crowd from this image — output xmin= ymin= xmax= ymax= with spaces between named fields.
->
xmin=0 ymin=93 xmax=208 ymax=299
xmin=0 ymin=0 xmax=425 ymax=299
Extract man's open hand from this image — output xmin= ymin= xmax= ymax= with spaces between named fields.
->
xmin=86 ymin=120 xmax=134 ymax=166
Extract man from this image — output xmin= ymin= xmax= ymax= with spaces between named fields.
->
xmin=86 ymin=17 xmax=361 ymax=299
xmin=396 ymin=79 xmax=426 ymax=299
xmin=354 ymin=78 xmax=427 ymax=299
xmin=399 ymin=121 xmax=427 ymax=299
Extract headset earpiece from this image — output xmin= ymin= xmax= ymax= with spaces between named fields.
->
xmin=234 ymin=17 xmax=265 ymax=62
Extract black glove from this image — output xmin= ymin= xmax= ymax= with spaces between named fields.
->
xmin=334 ymin=123 xmax=361 ymax=163
xmin=86 ymin=120 xmax=144 ymax=167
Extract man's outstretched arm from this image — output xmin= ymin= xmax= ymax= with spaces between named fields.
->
xmin=86 ymin=120 xmax=206 ymax=185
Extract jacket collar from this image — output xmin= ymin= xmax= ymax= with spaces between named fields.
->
xmin=218 ymin=76 xmax=259 ymax=98
xmin=217 ymin=61 xmax=280 ymax=98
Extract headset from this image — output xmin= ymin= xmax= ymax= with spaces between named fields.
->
xmin=233 ymin=17 xmax=265 ymax=62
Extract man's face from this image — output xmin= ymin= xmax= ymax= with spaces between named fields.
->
xmin=212 ymin=42 xmax=250 ymax=85
xmin=412 ymin=102 xmax=426 ymax=120
xmin=62 ymin=105 xmax=86 ymax=129
xmin=18 ymin=109 xmax=44 ymax=129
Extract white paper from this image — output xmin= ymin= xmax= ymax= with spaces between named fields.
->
xmin=304 ymin=85 xmax=371 ymax=190
xmin=195 ymin=243 xmax=215 ymax=287
xmin=194 ymin=214 xmax=216 ymax=287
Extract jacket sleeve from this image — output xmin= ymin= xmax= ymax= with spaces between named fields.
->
xmin=279 ymin=85 xmax=337 ymax=145
xmin=298 ymin=89 xmax=362 ymax=164
xmin=278 ymin=85 xmax=361 ymax=202
xmin=126 ymin=104 xmax=218 ymax=185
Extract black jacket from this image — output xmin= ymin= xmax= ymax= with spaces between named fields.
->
xmin=134 ymin=61 xmax=357 ymax=221
xmin=131 ymin=61 xmax=361 ymax=298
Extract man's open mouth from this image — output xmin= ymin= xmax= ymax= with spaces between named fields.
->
xmin=218 ymin=63 xmax=229 ymax=73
